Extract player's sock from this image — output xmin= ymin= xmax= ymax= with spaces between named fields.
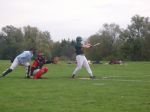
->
xmin=25 ymin=66 xmax=30 ymax=78
xmin=1 ymin=68 xmax=12 ymax=78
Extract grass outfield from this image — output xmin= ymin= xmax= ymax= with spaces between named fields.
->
xmin=0 ymin=60 xmax=150 ymax=112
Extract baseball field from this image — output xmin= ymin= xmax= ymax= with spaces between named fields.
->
xmin=0 ymin=60 xmax=150 ymax=112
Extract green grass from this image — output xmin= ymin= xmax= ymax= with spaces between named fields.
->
xmin=0 ymin=60 xmax=150 ymax=112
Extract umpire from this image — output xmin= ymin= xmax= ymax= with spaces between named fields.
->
xmin=0 ymin=48 xmax=36 ymax=78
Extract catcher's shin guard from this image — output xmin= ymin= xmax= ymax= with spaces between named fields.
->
xmin=33 ymin=67 xmax=48 ymax=79
xmin=0 ymin=68 xmax=12 ymax=78
xmin=33 ymin=70 xmax=43 ymax=79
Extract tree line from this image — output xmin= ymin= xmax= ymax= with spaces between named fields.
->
xmin=0 ymin=15 xmax=150 ymax=61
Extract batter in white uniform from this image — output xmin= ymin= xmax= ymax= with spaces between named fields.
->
xmin=72 ymin=36 xmax=95 ymax=79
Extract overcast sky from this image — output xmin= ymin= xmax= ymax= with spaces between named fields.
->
xmin=0 ymin=0 xmax=150 ymax=41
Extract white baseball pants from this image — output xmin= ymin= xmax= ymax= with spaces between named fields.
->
xmin=10 ymin=57 xmax=30 ymax=70
xmin=10 ymin=57 xmax=30 ymax=76
xmin=73 ymin=55 xmax=93 ymax=76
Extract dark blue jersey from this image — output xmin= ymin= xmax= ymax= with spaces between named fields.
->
xmin=75 ymin=43 xmax=84 ymax=55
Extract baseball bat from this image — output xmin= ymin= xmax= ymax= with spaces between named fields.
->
xmin=92 ymin=43 xmax=100 ymax=47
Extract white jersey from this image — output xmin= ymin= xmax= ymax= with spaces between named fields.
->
xmin=16 ymin=51 xmax=33 ymax=64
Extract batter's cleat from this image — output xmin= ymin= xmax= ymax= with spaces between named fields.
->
xmin=71 ymin=74 xmax=75 ymax=78
xmin=90 ymin=76 xmax=96 ymax=79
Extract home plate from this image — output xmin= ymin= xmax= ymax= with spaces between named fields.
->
xmin=78 ymin=78 xmax=100 ymax=80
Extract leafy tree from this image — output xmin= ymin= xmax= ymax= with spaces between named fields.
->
xmin=87 ymin=23 xmax=122 ymax=60
xmin=1 ymin=15 xmax=150 ymax=61
xmin=23 ymin=26 xmax=52 ymax=58
xmin=120 ymin=15 xmax=150 ymax=60
xmin=51 ymin=39 xmax=75 ymax=60
xmin=0 ymin=25 xmax=24 ymax=59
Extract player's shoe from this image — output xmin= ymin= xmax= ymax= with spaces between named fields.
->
xmin=71 ymin=74 xmax=75 ymax=79
xmin=0 ymin=68 xmax=12 ymax=78
xmin=90 ymin=76 xmax=96 ymax=79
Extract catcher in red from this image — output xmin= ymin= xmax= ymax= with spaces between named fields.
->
xmin=30 ymin=53 xmax=51 ymax=79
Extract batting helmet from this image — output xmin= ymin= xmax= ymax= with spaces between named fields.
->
xmin=76 ymin=36 xmax=82 ymax=42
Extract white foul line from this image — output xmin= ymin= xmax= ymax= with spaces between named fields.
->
xmin=102 ymin=78 xmax=150 ymax=83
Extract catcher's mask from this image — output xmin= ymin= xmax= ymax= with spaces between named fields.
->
xmin=37 ymin=53 xmax=45 ymax=61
